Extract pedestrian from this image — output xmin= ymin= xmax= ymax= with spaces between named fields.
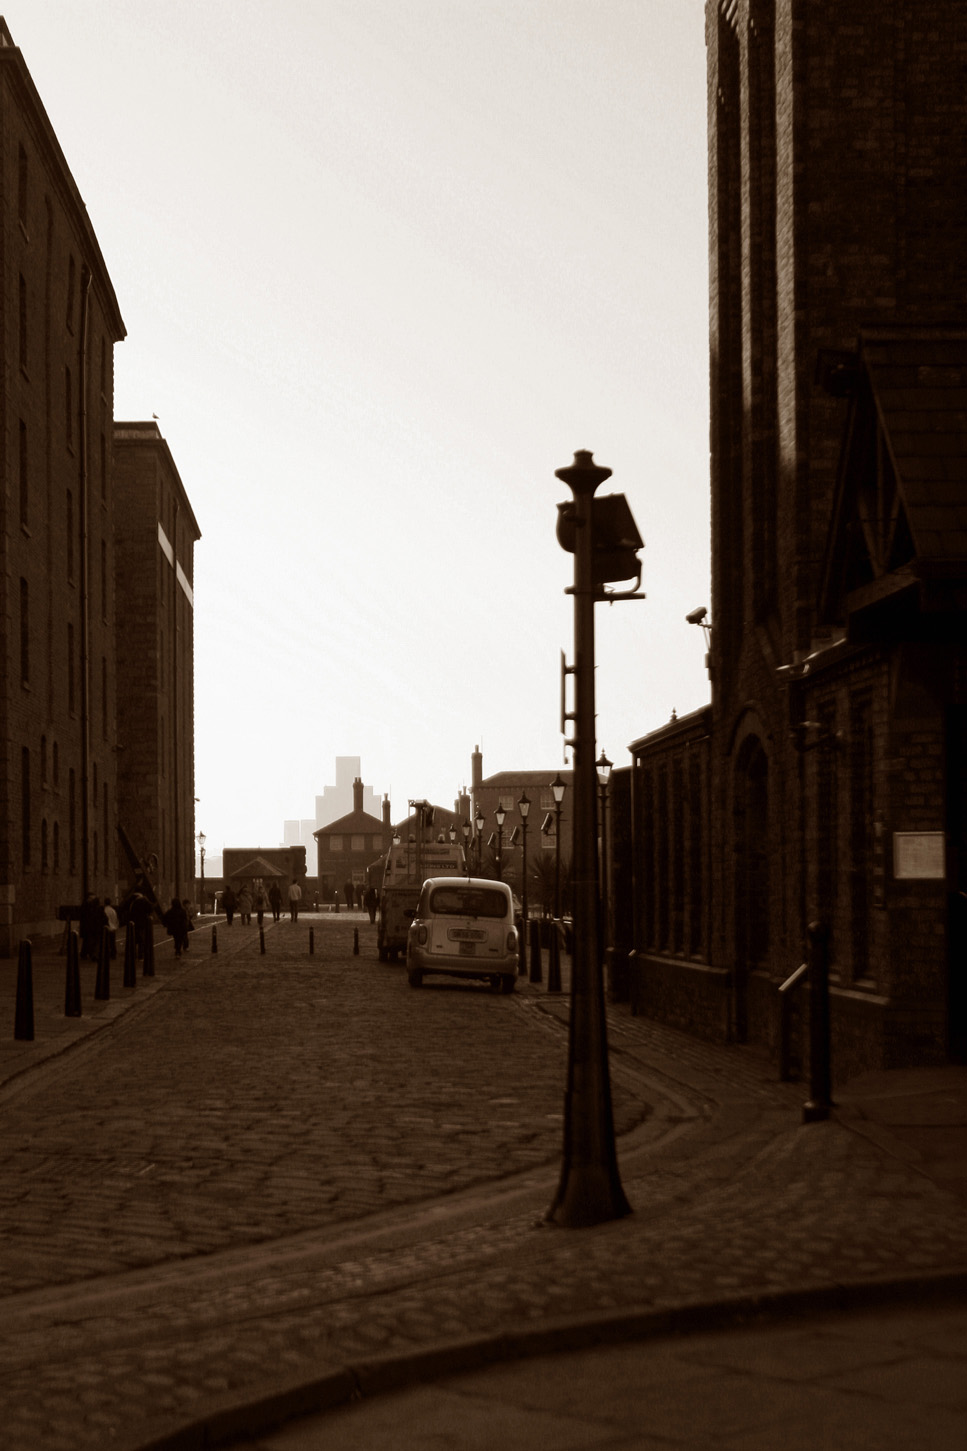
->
xmin=287 ymin=878 xmax=302 ymax=923
xmin=344 ymin=880 xmax=355 ymax=910
xmin=103 ymin=898 xmax=119 ymax=958
xmin=254 ymin=884 xmax=267 ymax=927
xmin=365 ymin=885 xmax=378 ymax=924
xmin=268 ymin=883 xmax=283 ymax=922
xmin=221 ymin=884 xmax=237 ymax=926
xmin=163 ymin=897 xmax=190 ymax=956
xmin=126 ymin=890 xmax=153 ymax=959
xmin=237 ymin=885 xmax=253 ymax=926
xmin=79 ymin=893 xmax=105 ymax=960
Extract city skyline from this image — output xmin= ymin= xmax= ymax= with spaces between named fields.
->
xmin=13 ymin=2 xmax=712 ymax=856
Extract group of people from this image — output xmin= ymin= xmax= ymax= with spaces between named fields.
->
xmin=77 ymin=887 xmax=197 ymax=961
xmin=219 ymin=879 xmax=302 ymax=925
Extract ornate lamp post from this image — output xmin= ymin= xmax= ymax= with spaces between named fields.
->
xmin=197 ymin=831 xmax=206 ymax=911
xmin=596 ymin=751 xmax=612 ymax=966
xmin=517 ymin=791 xmax=530 ymax=976
xmin=474 ymin=807 xmax=485 ymax=872
xmin=494 ymin=804 xmax=506 ymax=880
xmin=547 ymin=449 xmax=643 ymax=1228
xmin=551 ymin=773 xmax=566 ymax=920
xmin=461 ymin=818 xmax=471 ymax=874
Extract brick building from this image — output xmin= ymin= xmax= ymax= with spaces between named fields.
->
xmin=0 ymin=19 xmax=126 ymax=951
xmin=471 ymin=746 xmax=573 ymax=911
xmin=628 ymin=2 xmax=967 ymax=1074
xmin=314 ymin=779 xmax=391 ymax=901
xmin=113 ymin=423 xmax=201 ymax=906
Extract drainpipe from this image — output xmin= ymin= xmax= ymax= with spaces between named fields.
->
xmin=78 ymin=267 xmax=92 ymax=897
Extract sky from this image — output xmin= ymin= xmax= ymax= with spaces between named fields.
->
xmin=12 ymin=1 xmax=712 ymax=858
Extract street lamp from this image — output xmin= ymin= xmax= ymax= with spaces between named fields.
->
xmin=494 ymin=804 xmax=506 ymax=880
xmin=551 ymin=773 xmax=566 ymax=920
xmin=461 ymin=818 xmax=471 ymax=875
xmin=197 ymin=831 xmax=206 ymax=911
xmin=596 ymin=751 xmax=612 ymax=968
xmin=517 ymin=792 xmax=530 ymax=977
xmin=548 ymin=448 xmax=642 ymax=1229
xmin=474 ymin=807 xmax=485 ymax=872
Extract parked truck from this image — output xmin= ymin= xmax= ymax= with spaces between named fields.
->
xmin=376 ymin=834 xmax=466 ymax=962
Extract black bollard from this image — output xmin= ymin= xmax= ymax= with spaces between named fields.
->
xmin=142 ymin=923 xmax=155 ymax=979
xmin=65 ymin=930 xmax=83 ymax=1017
xmin=211 ymin=925 xmax=218 ymax=954
xmin=547 ymin=922 xmax=562 ymax=994
xmin=260 ymin=927 xmax=266 ymax=955
xmin=529 ymin=918 xmax=542 ymax=984
xmin=309 ymin=927 xmax=314 ymax=955
xmin=14 ymin=940 xmax=35 ymax=1041
xmin=123 ymin=921 xmax=137 ymax=990
xmin=353 ymin=927 xmax=359 ymax=956
xmin=94 ymin=927 xmax=111 ymax=1001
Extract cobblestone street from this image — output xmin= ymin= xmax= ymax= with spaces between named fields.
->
xmin=1 ymin=916 xmax=966 ymax=1449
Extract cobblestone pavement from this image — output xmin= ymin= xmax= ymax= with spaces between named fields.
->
xmin=1 ymin=917 xmax=966 ymax=1449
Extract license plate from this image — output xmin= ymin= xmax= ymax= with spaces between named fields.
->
xmin=459 ymin=941 xmax=476 ymax=957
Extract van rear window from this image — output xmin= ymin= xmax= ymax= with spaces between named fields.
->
xmin=428 ymin=886 xmax=508 ymax=919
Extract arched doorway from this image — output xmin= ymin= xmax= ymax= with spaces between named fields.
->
xmin=733 ymin=736 xmax=770 ymax=1042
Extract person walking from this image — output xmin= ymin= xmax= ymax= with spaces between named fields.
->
xmin=221 ymin=884 xmax=237 ymax=926
xmin=163 ymin=897 xmax=190 ymax=957
xmin=237 ymin=885 xmax=253 ymax=926
xmin=268 ymin=883 xmax=283 ymax=922
xmin=287 ymin=878 xmax=302 ymax=923
xmin=103 ymin=898 xmax=119 ymax=958
xmin=254 ymin=884 xmax=268 ymax=927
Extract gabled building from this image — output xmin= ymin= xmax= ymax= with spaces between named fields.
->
xmin=314 ymin=779 xmax=391 ymax=901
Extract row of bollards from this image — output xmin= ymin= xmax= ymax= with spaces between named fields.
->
xmin=13 ymin=919 xmax=163 ymax=1040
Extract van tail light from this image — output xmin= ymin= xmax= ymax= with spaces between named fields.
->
xmin=416 ymin=926 xmax=427 ymax=946
xmin=507 ymin=930 xmax=517 ymax=953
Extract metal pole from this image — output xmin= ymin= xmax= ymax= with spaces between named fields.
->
xmin=803 ymin=920 xmax=833 ymax=1122
xmin=547 ymin=451 xmax=631 ymax=1227
xmin=519 ymin=812 xmax=528 ymax=976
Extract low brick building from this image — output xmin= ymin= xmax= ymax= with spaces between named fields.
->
xmin=314 ymin=780 xmax=391 ymax=902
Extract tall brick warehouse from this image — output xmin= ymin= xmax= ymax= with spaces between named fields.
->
xmin=0 ymin=22 xmax=200 ymax=950
xmin=628 ymin=1 xmax=967 ymax=1076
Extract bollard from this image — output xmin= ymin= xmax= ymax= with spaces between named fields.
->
xmin=211 ymin=925 xmax=218 ymax=954
xmin=123 ymin=921 xmax=137 ymax=990
xmin=14 ymin=940 xmax=35 ymax=1041
xmin=65 ymin=930 xmax=83 ymax=1017
xmin=547 ymin=921 xmax=562 ymax=994
xmin=260 ymin=927 xmax=266 ymax=955
xmin=803 ymin=921 xmax=833 ymax=1123
xmin=309 ymin=927 xmax=315 ymax=955
xmin=94 ymin=927 xmax=111 ymax=1001
xmin=353 ymin=927 xmax=359 ymax=956
xmin=529 ymin=918 xmax=542 ymax=984
xmin=142 ymin=923 xmax=155 ymax=979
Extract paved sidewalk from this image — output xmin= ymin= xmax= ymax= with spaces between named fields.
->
xmin=1 ymin=917 xmax=966 ymax=1450
xmin=238 ymin=1293 xmax=967 ymax=1450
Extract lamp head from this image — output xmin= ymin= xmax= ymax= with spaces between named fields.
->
xmin=551 ymin=772 xmax=566 ymax=805
xmin=518 ymin=791 xmax=530 ymax=820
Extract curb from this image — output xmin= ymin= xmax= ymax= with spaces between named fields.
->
xmin=123 ymin=1266 xmax=967 ymax=1450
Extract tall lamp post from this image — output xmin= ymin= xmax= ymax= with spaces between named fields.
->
xmin=551 ymin=773 xmax=566 ymax=921
xmin=597 ymin=751 xmax=612 ymax=968
xmin=197 ymin=831 xmax=206 ymax=911
xmin=474 ymin=807 xmax=485 ymax=872
xmin=517 ymin=792 xmax=530 ymax=976
xmin=548 ymin=449 xmax=643 ymax=1228
xmin=461 ymin=819 xmax=471 ymax=874
xmin=494 ymin=804 xmax=506 ymax=880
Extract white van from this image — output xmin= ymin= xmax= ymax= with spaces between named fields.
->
xmin=406 ymin=877 xmax=518 ymax=992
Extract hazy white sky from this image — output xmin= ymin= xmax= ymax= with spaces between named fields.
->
xmin=15 ymin=1 xmax=711 ymax=855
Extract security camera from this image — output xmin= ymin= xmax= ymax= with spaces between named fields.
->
xmin=685 ymin=606 xmax=708 ymax=625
